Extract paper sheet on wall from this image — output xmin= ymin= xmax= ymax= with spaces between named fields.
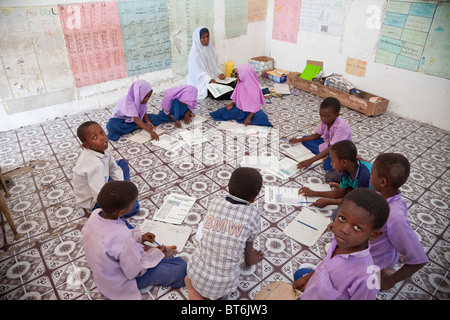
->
xmin=153 ymin=193 xmax=196 ymax=225
xmin=0 ymin=6 xmax=74 ymax=114
xmin=298 ymin=0 xmax=347 ymax=37
xmin=272 ymin=0 xmax=302 ymax=43
xmin=375 ymin=1 xmax=449 ymax=79
xmin=140 ymin=220 xmax=192 ymax=252
xmin=248 ymin=0 xmax=268 ymax=23
xmin=118 ymin=0 xmax=172 ymax=76
xmin=167 ymin=0 xmax=215 ymax=76
xmin=225 ymin=0 xmax=248 ymax=38
xmin=58 ymin=2 xmax=127 ymax=87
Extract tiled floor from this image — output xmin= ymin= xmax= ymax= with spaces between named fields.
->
xmin=0 ymin=79 xmax=449 ymax=300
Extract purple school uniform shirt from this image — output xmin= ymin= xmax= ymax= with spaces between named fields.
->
xmin=300 ymin=238 xmax=379 ymax=300
xmin=370 ymin=192 xmax=428 ymax=270
xmin=315 ymin=116 xmax=352 ymax=152
xmin=81 ymin=209 xmax=164 ymax=300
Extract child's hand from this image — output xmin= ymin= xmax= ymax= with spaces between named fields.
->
xmin=298 ymin=186 xmax=314 ymax=196
xmin=289 ymin=138 xmax=302 ymax=144
xmin=149 ymin=130 xmax=160 ymax=141
xmin=158 ymin=244 xmax=177 ymax=257
xmin=183 ymin=111 xmax=193 ymax=125
xmin=219 ymin=73 xmax=226 ymax=80
xmin=297 ymin=159 xmax=313 ymax=169
xmin=244 ymin=117 xmax=252 ymax=127
xmin=225 ymin=102 xmax=234 ymax=111
xmin=245 ymin=249 xmax=264 ymax=266
xmin=142 ymin=232 xmax=156 ymax=243
xmin=293 ymin=271 xmax=314 ymax=292
xmin=313 ymin=198 xmax=329 ymax=208
xmin=146 ymin=122 xmax=156 ymax=130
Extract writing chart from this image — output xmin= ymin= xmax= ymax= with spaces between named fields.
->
xmin=118 ymin=0 xmax=172 ymax=76
xmin=248 ymin=0 xmax=268 ymax=23
xmin=167 ymin=0 xmax=215 ymax=76
xmin=0 ymin=6 xmax=74 ymax=114
xmin=225 ymin=0 xmax=248 ymax=38
xmin=272 ymin=0 xmax=302 ymax=43
xmin=375 ymin=1 xmax=449 ymax=79
xmin=58 ymin=2 xmax=127 ymax=87
xmin=299 ymin=0 xmax=347 ymax=36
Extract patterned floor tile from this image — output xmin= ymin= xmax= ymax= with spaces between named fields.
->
xmin=0 ymin=78 xmax=449 ymax=301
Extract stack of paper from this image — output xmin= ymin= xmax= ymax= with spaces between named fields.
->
xmin=273 ymin=83 xmax=291 ymax=95
xmin=153 ymin=193 xmax=196 ymax=225
xmin=265 ymin=186 xmax=303 ymax=206
xmin=128 ymin=127 xmax=166 ymax=144
xmin=265 ymin=157 xmax=298 ymax=180
xmin=283 ymin=208 xmax=330 ymax=247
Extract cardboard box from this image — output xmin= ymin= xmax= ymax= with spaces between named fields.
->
xmin=249 ymin=56 xmax=275 ymax=76
xmin=287 ymin=60 xmax=389 ymax=117
xmin=262 ymin=68 xmax=290 ymax=83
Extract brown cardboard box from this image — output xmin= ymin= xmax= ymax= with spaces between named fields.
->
xmin=287 ymin=61 xmax=389 ymax=117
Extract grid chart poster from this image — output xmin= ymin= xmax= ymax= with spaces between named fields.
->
xmin=272 ymin=0 xmax=302 ymax=43
xmin=225 ymin=0 xmax=248 ymax=39
xmin=0 ymin=6 xmax=74 ymax=114
xmin=118 ymin=0 xmax=172 ymax=76
xmin=375 ymin=1 xmax=450 ymax=79
xmin=58 ymin=2 xmax=127 ymax=87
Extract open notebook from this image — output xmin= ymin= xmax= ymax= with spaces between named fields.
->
xmin=283 ymin=207 xmax=330 ymax=247
xmin=283 ymin=144 xmax=322 ymax=167
xmin=127 ymin=127 xmax=166 ymax=144
xmin=140 ymin=220 xmax=192 ymax=252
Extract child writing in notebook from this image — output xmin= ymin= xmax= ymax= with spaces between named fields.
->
xmin=299 ymin=140 xmax=370 ymax=210
xmin=81 ymin=181 xmax=187 ymax=300
xmin=293 ymin=188 xmax=390 ymax=300
xmin=369 ymin=153 xmax=428 ymax=290
xmin=106 ymin=80 xmax=159 ymax=141
xmin=147 ymin=85 xmax=198 ymax=127
xmin=72 ymin=121 xmax=138 ymax=229
xmin=210 ymin=63 xmax=272 ymax=127
xmin=289 ymin=97 xmax=351 ymax=182
xmin=185 ymin=167 xmax=264 ymax=300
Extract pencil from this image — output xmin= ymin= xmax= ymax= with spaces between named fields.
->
xmin=297 ymin=220 xmax=317 ymax=230
xmin=154 ymin=240 xmax=174 ymax=257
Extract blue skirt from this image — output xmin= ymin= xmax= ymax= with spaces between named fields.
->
xmin=210 ymin=104 xmax=272 ymax=127
xmin=147 ymin=99 xmax=189 ymax=127
xmin=106 ymin=118 xmax=138 ymax=141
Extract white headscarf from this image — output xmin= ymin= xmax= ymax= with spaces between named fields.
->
xmin=187 ymin=26 xmax=221 ymax=100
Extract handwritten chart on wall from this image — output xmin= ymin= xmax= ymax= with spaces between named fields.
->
xmin=167 ymin=0 xmax=215 ymax=76
xmin=118 ymin=0 xmax=171 ymax=76
xmin=0 ymin=6 xmax=74 ymax=114
xmin=225 ymin=0 xmax=248 ymax=39
xmin=272 ymin=0 xmax=302 ymax=44
xmin=58 ymin=2 xmax=127 ymax=87
xmin=375 ymin=1 xmax=450 ymax=79
xmin=299 ymin=0 xmax=347 ymax=37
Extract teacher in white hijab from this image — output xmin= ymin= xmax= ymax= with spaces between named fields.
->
xmin=187 ymin=26 xmax=226 ymax=100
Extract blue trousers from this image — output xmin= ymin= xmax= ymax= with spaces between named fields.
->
xmin=92 ymin=159 xmax=139 ymax=229
xmin=136 ymin=257 xmax=187 ymax=289
xmin=210 ymin=104 xmax=273 ymax=127
xmin=147 ymin=99 xmax=190 ymax=127
xmin=301 ymin=137 xmax=332 ymax=171
xmin=294 ymin=268 xmax=314 ymax=281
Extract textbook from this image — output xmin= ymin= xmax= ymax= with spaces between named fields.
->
xmin=282 ymin=143 xmax=322 ymax=167
xmin=283 ymin=208 xmax=330 ymax=247
xmin=140 ymin=219 xmax=192 ymax=252
xmin=153 ymin=193 xmax=196 ymax=225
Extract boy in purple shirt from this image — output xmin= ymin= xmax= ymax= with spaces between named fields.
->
xmin=293 ymin=188 xmax=389 ymax=300
xmin=289 ymin=97 xmax=352 ymax=182
xmin=81 ymin=181 xmax=187 ymax=300
xmin=369 ymin=153 xmax=428 ymax=290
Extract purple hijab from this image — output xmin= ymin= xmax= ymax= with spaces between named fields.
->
xmin=231 ymin=64 xmax=265 ymax=113
xmin=161 ymin=85 xmax=198 ymax=115
xmin=112 ymin=80 xmax=152 ymax=122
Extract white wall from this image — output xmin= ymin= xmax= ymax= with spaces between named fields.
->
xmin=265 ymin=0 xmax=450 ymax=132
xmin=0 ymin=0 xmax=267 ymax=131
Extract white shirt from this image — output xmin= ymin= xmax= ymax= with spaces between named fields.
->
xmin=72 ymin=148 xmax=124 ymax=210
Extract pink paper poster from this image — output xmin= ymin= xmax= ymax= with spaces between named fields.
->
xmin=272 ymin=0 xmax=302 ymax=43
xmin=58 ymin=2 xmax=127 ymax=87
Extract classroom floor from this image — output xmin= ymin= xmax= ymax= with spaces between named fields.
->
xmin=0 ymin=78 xmax=449 ymax=301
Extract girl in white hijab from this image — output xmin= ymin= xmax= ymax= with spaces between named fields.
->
xmin=187 ymin=26 xmax=227 ymax=100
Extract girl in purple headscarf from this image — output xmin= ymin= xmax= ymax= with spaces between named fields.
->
xmin=106 ymin=80 xmax=159 ymax=141
xmin=147 ymin=85 xmax=198 ymax=127
xmin=210 ymin=64 xmax=272 ymax=127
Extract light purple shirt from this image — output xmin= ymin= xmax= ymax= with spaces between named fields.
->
xmin=315 ymin=116 xmax=352 ymax=152
xmin=370 ymin=192 xmax=428 ymax=270
xmin=81 ymin=209 xmax=164 ymax=300
xmin=301 ymin=238 xmax=379 ymax=300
